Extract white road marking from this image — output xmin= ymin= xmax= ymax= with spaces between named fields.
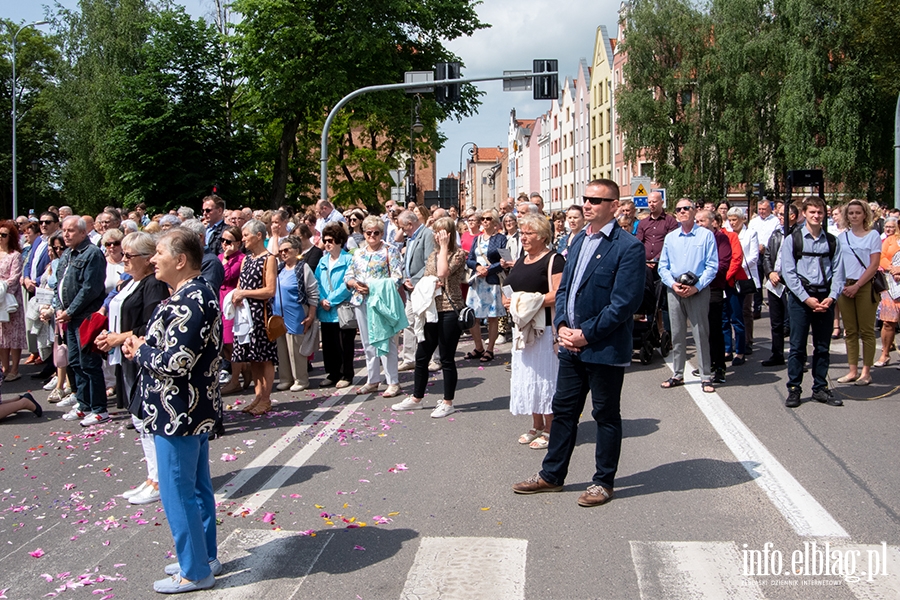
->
xmin=399 ymin=537 xmax=527 ymax=600
xmin=203 ymin=528 xmax=333 ymax=599
xmin=215 ymin=368 xmax=366 ymax=505
xmin=631 ymin=541 xmax=765 ymax=600
xmin=833 ymin=543 xmax=900 ymax=599
xmin=669 ymin=358 xmax=849 ymax=538
xmin=233 ymin=393 xmax=369 ymax=516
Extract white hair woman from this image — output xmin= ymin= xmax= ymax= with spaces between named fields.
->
xmin=346 ymin=215 xmax=405 ymax=397
xmin=725 ymin=207 xmax=759 ymax=364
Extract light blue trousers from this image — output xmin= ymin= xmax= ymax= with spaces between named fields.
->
xmin=154 ymin=433 xmax=217 ymax=581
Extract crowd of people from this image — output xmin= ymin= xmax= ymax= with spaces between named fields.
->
xmin=2 ymin=184 xmax=897 ymax=592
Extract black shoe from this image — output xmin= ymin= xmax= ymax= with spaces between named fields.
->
xmin=125 ymin=420 xmax=135 ymax=430
xmin=785 ymin=388 xmax=802 ymax=408
xmin=812 ymin=388 xmax=842 ymax=406
xmin=32 ymin=366 xmax=56 ymax=380
xmin=691 ymin=368 xmax=700 ymax=376
xmin=724 ymin=353 xmax=734 ymax=362
xmin=732 ymin=356 xmax=746 ymax=366
xmin=753 ymin=310 xmax=762 ymax=320
xmin=713 ymin=370 xmax=726 ymax=384
xmin=762 ymin=355 xmax=785 ymax=367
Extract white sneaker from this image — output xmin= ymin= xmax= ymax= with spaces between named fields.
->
xmin=427 ymin=360 xmax=441 ymax=372
xmin=335 ymin=379 xmax=351 ymax=389
xmin=431 ymin=402 xmax=456 ymax=418
xmin=391 ymin=396 xmax=423 ymax=411
xmin=276 ymin=381 xmax=291 ymax=391
xmin=129 ymin=484 xmax=160 ymax=505
xmin=58 ymin=393 xmax=78 ymax=408
xmin=496 ymin=334 xmax=506 ymax=344
xmin=383 ymin=384 xmax=402 ymax=398
xmin=122 ymin=481 xmax=150 ymax=499
xmin=62 ymin=407 xmax=85 ymax=421
xmin=397 ymin=362 xmax=415 ymax=372
xmin=80 ymin=412 xmax=110 ymax=427
xmin=43 ymin=375 xmax=58 ymax=391
xmin=290 ymin=381 xmax=306 ymax=392
xmin=47 ymin=388 xmax=64 ymax=403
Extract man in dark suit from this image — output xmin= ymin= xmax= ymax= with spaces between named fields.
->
xmin=513 ymin=179 xmax=645 ymax=507
xmin=202 ymin=195 xmax=227 ymax=257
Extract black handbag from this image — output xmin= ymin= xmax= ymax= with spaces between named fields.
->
xmin=445 ymin=287 xmax=475 ymax=331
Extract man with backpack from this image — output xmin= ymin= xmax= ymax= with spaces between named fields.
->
xmin=781 ymin=197 xmax=845 ymax=408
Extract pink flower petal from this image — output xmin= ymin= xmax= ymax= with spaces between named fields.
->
xmin=29 ymin=548 xmax=45 ymax=558
xmin=262 ymin=512 xmax=276 ymax=524
xmin=353 ymin=545 xmax=365 ymax=551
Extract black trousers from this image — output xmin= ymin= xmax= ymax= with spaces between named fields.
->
xmin=321 ymin=322 xmax=357 ymax=383
xmin=769 ymin=290 xmax=788 ymax=358
xmin=413 ymin=311 xmax=461 ymax=400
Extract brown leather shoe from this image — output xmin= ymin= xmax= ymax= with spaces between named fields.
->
xmin=512 ymin=474 xmax=563 ymax=494
xmin=577 ymin=484 xmax=613 ymax=507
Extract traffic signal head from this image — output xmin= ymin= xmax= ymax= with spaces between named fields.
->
xmin=533 ymin=59 xmax=558 ymax=100
xmin=436 ymin=62 xmax=461 ymax=104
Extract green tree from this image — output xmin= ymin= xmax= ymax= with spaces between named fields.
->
xmin=231 ymin=0 xmax=487 ymax=209
xmin=615 ymin=0 xmax=710 ymax=198
xmin=104 ymin=8 xmax=233 ymax=211
xmin=0 ymin=21 xmax=61 ymax=217
xmin=48 ymin=0 xmax=151 ymax=214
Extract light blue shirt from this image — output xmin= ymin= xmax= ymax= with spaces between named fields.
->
xmin=566 ymin=220 xmax=615 ymax=328
xmin=658 ymin=224 xmax=719 ymax=291
xmin=781 ymin=224 xmax=844 ymax=302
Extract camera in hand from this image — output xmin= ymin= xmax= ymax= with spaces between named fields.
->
xmin=676 ymin=271 xmax=699 ymax=287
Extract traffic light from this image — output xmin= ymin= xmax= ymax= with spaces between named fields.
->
xmin=533 ymin=59 xmax=558 ymax=100
xmin=435 ymin=62 xmax=461 ymax=104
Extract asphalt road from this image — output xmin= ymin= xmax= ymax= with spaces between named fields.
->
xmin=2 ymin=315 xmax=900 ymax=600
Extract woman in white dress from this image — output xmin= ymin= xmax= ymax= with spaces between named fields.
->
xmin=501 ymin=215 xmax=564 ymax=449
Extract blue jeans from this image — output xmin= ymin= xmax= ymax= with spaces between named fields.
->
xmin=155 ymin=434 xmax=217 ymax=581
xmin=66 ymin=322 xmax=106 ymax=414
xmin=539 ymin=352 xmax=624 ymax=489
xmin=722 ymin=288 xmax=746 ymax=355
xmin=787 ymin=293 xmax=833 ymax=392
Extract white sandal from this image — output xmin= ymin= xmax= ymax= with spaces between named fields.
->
xmin=529 ymin=433 xmax=550 ymax=450
xmin=518 ymin=429 xmax=543 ymax=445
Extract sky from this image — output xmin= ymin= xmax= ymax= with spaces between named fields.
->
xmin=4 ymin=0 xmax=620 ymax=184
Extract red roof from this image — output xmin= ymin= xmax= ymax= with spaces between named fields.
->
xmin=473 ymin=147 xmax=503 ymax=162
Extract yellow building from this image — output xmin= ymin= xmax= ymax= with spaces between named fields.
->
xmin=589 ymin=25 xmax=615 ymax=182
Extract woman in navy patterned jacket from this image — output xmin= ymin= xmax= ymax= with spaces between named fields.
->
xmin=123 ymin=228 xmax=222 ymax=594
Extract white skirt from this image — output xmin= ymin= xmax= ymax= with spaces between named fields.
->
xmin=509 ymin=325 xmax=558 ymax=416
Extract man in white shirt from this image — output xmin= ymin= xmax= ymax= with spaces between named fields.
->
xmin=748 ymin=199 xmax=780 ymax=318
xmin=315 ymin=199 xmax=345 ymax=234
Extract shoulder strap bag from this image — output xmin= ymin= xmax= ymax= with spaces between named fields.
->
xmin=263 ymin=255 xmax=287 ymax=341
xmin=844 ymin=232 xmax=887 ymax=296
xmin=442 ymin=250 xmax=475 ymax=332
xmin=323 ymin=255 xmax=358 ymax=330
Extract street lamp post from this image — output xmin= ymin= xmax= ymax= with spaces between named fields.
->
xmin=459 ymin=142 xmax=476 ymax=208
xmin=408 ymin=97 xmax=423 ymax=207
xmin=10 ymin=20 xmax=49 ymax=219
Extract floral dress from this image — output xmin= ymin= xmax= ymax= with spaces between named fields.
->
xmin=231 ymin=253 xmax=278 ymax=364
xmin=0 ymin=252 xmax=25 ymax=350
xmin=466 ymin=236 xmax=506 ymax=318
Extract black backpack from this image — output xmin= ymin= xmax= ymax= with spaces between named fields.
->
xmin=791 ymin=227 xmax=836 ymax=264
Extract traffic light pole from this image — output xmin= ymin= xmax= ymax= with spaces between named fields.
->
xmin=319 ymin=70 xmax=557 ymax=202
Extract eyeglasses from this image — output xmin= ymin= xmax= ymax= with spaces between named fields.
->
xmin=123 ymin=252 xmax=148 ymax=260
xmin=40 ymin=220 xmax=54 ymax=225
xmin=583 ymin=196 xmax=616 ymax=205
xmin=52 ymin=246 xmax=65 ymax=252
xmin=0 ymin=233 xmax=9 ymax=239
xmin=222 ymin=239 xmax=236 ymax=246
xmin=349 ymin=217 xmax=358 ymax=222
xmin=105 ymin=241 xmax=122 ymax=247
xmin=278 ymin=247 xmax=295 ymax=254
xmin=481 ymin=217 xmax=493 ymax=222
xmin=202 ymin=208 xmax=214 ymax=213
xmin=674 ymin=206 xmax=693 ymax=213
xmin=364 ymin=230 xmax=382 ymax=237
xmin=322 ymin=238 xmax=335 ymax=244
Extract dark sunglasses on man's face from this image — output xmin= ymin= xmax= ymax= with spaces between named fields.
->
xmin=582 ymin=196 xmax=616 ymax=205
xmin=40 ymin=220 xmax=54 ymax=225
xmin=674 ymin=206 xmax=693 ymax=213
xmin=202 ymin=208 xmax=214 ymax=213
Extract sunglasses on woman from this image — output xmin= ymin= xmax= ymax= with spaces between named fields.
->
xmin=105 ymin=241 xmax=122 ymax=247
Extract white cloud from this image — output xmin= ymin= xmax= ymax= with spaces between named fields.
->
xmin=436 ymin=0 xmax=621 ymax=181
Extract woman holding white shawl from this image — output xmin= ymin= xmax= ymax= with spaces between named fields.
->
xmin=501 ymin=214 xmax=565 ymax=449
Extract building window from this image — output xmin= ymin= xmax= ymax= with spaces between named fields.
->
xmin=639 ymin=162 xmax=654 ymax=179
